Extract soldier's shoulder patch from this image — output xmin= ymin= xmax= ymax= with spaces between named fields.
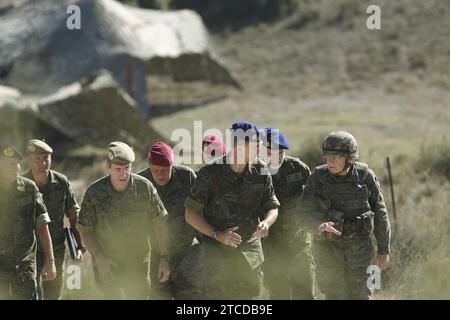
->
xmin=250 ymin=183 xmax=265 ymax=192
xmin=286 ymin=172 xmax=304 ymax=183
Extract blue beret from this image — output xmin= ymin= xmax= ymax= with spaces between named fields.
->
xmin=230 ymin=121 xmax=260 ymax=142
xmin=262 ymin=128 xmax=290 ymax=150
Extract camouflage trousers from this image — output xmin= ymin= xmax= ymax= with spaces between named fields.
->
xmin=150 ymin=243 xmax=204 ymax=300
xmin=202 ymin=241 xmax=263 ymax=300
xmin=94 ymin=262 xmax=150 ymax=300
xmin=312 ymin=235 xmax=376 ymax=300
xmin=0 ymin=259 xmax=37 ymax=300
xmin=36 ymin=248 xmax=65 ymax=300
xmin=263 ymin=241 xmax=316 ymax=300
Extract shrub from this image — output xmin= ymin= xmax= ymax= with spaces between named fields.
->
xmin=296 ymin=134 xmax=325 ymax=169
xmin=417 ymin=138 xmax=450 ymax=180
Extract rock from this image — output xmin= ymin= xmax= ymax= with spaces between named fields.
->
xmin=0 ymin=0 xmax=240 ymax=117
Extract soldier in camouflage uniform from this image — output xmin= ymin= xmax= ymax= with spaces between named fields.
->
xmin=259 ymin=128 xmax=315 ymax=300
xmin=24 ymin=139 xmax=85 ymax=300
xmin=0 ymin=143 xmax=56 ymax=300
xmin=185 ymin=121 xmax=280 ymax=300
xmin=138 ymin=142 xmax=202 ymax=300
xmin=299 ymin=131 xmax=391 ymax=299
xmin=77 ymin=141 xmax=171 ymax=299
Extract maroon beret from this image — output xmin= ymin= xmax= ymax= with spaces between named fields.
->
xmin=148 ymin=142 xmax=174 ymax=167
xmin=202 ymin=135 xmax=227 ymax=157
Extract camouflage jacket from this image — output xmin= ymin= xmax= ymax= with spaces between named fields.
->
xmin=263 ymin=156 xmax=311 ymax=247
xmin=299 ymin=162 xmax=391 ymax=254
xmin=138 ymin=165 xmax=197 ymax=256
xmin=24 ymin=170 xmax=80 ymax=252
xmin=185 ymin=156 xmax=280 ymax=268
xmin=77 ymin=173 xmax=168 ymax=266
xmin=0 ymin=176 xmax=50 ymax=281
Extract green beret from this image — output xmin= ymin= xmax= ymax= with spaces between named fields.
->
xmin=107 ymin=141 xmax=135 ymax=164
xmin=26 ymin=139 xmax=53 ymax=155
xmin=0 ymin=143 xmax=23 ymax=161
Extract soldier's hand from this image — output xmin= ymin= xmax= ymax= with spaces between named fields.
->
xmin=318 ymin=222 xmax=342 ymax=236
xmin=95 ymin=255 xmax=117 ymax=284
xmin=71 ymin=250 xmax=84 ymax=265
xmin=216 ymin=227 xmax=242 ymax=248
xmin=252 ymin=220 xmax=269 ymax=239
xmin=158 ymin=258 xmax=171 ymax=283
xmin=42 ymin=260 xmax=57 ymax=282
xmin=374 ymin=254 xmax=390 ymax=271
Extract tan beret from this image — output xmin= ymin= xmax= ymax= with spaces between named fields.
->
xmin=26 ymin=139 xmax=53 ymax=155
xmin=107 ymin=141 xmax=135 ymax=164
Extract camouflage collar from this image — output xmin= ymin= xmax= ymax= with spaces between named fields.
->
xmin=47 ymin=170 xmax=59 ymax=184
xmin=15 ymin=175 xmax=26 ymax=192
xmin=24 ymin=169 xmax=56 ymax=188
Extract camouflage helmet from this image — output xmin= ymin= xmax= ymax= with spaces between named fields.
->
xmin=321 ymin=131 xmax=359 ymax=160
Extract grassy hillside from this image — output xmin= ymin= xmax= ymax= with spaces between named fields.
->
xmin=150 ymin=0 xmax=450 ymax=163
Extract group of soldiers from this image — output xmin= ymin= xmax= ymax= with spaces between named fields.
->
xmin=0 ymin=120 xmax=391 ymax=300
